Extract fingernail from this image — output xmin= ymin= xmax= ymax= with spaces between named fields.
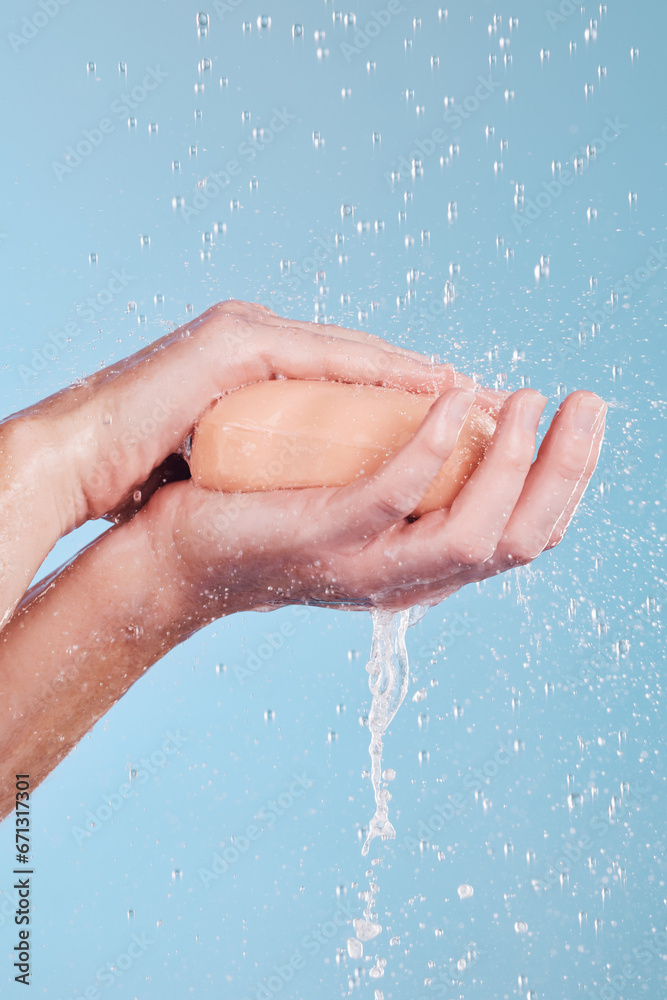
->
xmin=449 ymin=390 xmax=476 ymax=423
xmin=521 ymin=392 xmax=547 ymax=433
xmin=574 ymin=396 xmax=606 ymax=434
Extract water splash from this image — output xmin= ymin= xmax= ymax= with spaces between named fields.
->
xmin=361 ymin=604 xmax=428 ymax=856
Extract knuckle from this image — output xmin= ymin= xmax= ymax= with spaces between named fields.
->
xmin=503 ymin=445 xmax=533 ymax=477
xmin=553 ymin=456 xmax=588 ymax=486
xmin=374 ymin=491 xmax=420 ymax=524
xmin=502 ymin=531 xmax=545 ymax=564
xmin=449 ymin=536 xmax=497 ymax=566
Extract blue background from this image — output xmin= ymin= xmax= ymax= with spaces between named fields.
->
xmin=0 ymin=1 xmax=665 ymax=997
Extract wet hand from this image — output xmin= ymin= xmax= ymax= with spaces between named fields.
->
xmin=23 ymin=299 xmax=507 ymax=535
xmin=144 ymin=385 xmax=606 ymax=618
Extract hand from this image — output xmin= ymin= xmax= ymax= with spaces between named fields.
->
xmin=22 ymin=299 xmax=507 ymax=534
xmin=144 ymin=383 xmax=607 ymax=618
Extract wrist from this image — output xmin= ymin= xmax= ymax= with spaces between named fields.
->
xmin=0 ymin=414 xmax=75 ymax=627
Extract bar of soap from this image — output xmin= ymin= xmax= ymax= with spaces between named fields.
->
xmin=189 ymin=379 xmax=496 ymax=516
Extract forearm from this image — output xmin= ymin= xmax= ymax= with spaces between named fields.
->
xmin=0 ymin=497 xmax=221 ymax=823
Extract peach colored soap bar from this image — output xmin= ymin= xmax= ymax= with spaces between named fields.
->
xmin=189 ymin=379 xmax=496 ymax=517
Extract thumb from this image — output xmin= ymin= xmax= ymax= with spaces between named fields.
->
xmin=340 ymin=388 xmax=477 ymax=541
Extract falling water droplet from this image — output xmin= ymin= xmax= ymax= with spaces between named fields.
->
xmin=347 ymin=938 xmax=363 ymax=959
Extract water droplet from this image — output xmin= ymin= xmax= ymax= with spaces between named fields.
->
xmin=257 ymin=14 xmax=270 ymax=28
xmin=89 ymin=252 xmax=97 ymax=265
xmin=264 ymin=709 xmax=274 ymax=722
xmin=86 ymin=61 xmax=96 ymax=74
xmin=133 ymin=490 xmax=142 ymax=503
xmin=292 ymin=23 xmax=303 ymax=37
xmin=347 ymin=937 xmax=363 ymax=959
xmin=369 ymin=957 xmax=387 ymax=978
xmin=127 ymin=117 xmax=137 ymax=129
xmin=457 ymin=883 xmax=474 ymax=899
xmin=148 ymin=122 xmax=158 ymax=134
xmin=354 ymin=918 xmax=382 ymax=941
xmin=514 ymin=920 xmax=528 ymax=933
xmin=127 ymin=908 xmax=134 ymax=920
xmin=171 ymin=868 xmax=182 ymax=881
xmin=327 ymin=729 xmax=337 ymax=742
xmin=197 ymin=11 xmax=209 ymax=30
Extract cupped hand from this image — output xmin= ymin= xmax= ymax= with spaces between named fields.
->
xmin=22 ymin=299 xmax=507 ymax=536
xmin=142 ymin=384 xmax=607 ymax=620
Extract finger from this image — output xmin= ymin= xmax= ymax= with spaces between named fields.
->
xmin=338 ymin=388 xmax=477 ymax=542
xmin=544 ymin=401 xmax=606 ymax=549
xmin=496 ymin=390 xmax=607 ymax=562
xmin=264 ymin=314 xmax=430 ymax=360
xmin=252 ymin=309 xmax=513 ymax=407
xmin=441 ymin=389 xmax=549 ymax=565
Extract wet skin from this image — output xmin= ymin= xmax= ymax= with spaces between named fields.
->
xmin=0 ymin=300 xmax=607 ymax=819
